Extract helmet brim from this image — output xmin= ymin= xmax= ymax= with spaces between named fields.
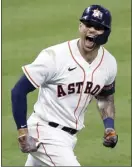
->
xmin=80 ymin=18 xmax=110 ymax=30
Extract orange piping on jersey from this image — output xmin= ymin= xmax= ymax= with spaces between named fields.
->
xmin=77 ymin=95 xmax=90 ymax=121
xmin=77 ymin=47 xmax=105 ymax=121
xmin=36 ymin=122 xmax=39 ymax=138
xmin=68 ymin=41 xmax=86 ymax=130
xmin=42 ymin=144 xmax=56 ymax=166
xmin=23 ymin=66 xmax=39 ymax=88
xmin=36 ymin=123 xmax=56 ymax=166
xmin=91 ymin=47 xmax=104 ymax=81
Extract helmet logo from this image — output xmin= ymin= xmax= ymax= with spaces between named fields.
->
xmin=92 ymin=9 xmax=103 ymax=19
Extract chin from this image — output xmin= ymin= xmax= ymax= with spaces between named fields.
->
xmin=83 ymin=44 xmax=96 ymax=52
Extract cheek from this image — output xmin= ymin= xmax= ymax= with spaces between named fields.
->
xmin=79 ymin=27 xmax=87 ymax=35
xmin=97 ymin=30 xmax=104 ymax=35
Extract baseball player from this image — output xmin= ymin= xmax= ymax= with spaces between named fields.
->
xmin=11 ymin=5 xmax=118 ymax=166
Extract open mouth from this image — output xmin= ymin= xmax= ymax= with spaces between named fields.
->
xmin=85 ymin=36 xmax=96 ymax=49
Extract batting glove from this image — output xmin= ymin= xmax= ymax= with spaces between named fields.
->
xmin=103 ymin=128 xmax=118 ymax=148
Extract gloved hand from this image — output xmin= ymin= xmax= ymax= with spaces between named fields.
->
xmin=103 ymin=128 xmax=118 ymax=148
xmin=18 ymin=128 xmax=41 ymax=153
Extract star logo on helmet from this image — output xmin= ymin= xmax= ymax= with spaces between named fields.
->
xmin=83 ymin=16 xmax=88 ymax=20
xmin=92 ymin=9 xmax=103 ymax=19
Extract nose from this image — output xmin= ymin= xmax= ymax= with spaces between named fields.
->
xmin=85 ymin=26 xmax=97 ymax=36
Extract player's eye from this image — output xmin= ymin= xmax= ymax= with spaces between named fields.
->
xmin=84 ymin=22 xmax=93 ymax=28
xmin=94 ymin=24 xmax=105 ymax=31
xmin=84 ymin=21 xmax=105 ymax=31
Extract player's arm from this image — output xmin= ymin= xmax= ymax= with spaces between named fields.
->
xmin=96 ymin=94 xmax=115 ymax=125
xmin=96 ymin=81 xmax=118 ymax=148
xmin=11 ymin=50 xmax=56 ymax=153
xmin=11 ymin=74 xmax=41 ymax=153
xmin=11 ymin=74 xmax=35 ymax=131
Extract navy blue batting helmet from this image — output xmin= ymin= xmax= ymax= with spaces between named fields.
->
xmin=80 ymin=5 xmax=112 ymax=45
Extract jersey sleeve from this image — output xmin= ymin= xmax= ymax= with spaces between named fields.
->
xmin=98 ymin=58 xmax=117 ymax=96
xmin=22 ymin=50 xmax=56 ymax=88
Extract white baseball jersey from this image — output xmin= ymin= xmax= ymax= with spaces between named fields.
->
xmin=22 ymin=38 xmax=117 ymax=130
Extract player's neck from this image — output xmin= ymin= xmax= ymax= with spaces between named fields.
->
xmin=77 ymin=40 xmax=99 ymax=64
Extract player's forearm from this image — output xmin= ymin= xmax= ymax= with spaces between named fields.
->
xmin=11 ymin=85 xmax=28 ymax=130
xmin=96 ymin=94 xmax=115 ymax=129
xmin=11 ymin=75 xmax=36 ymax=131
xmin=97 ymin=94 xmax=115 ymax=119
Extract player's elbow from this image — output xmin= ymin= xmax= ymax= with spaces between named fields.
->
xmin=11 ymin=85 xmax=24 ymax=101
xmin=97 ymin=99 xmax=106 ymax=110
xmin=11 ymin=74 xmax=36 ymax=100
xmin=11 ymin=79 xmax=27 ymax=101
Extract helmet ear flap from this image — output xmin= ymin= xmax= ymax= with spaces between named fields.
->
xmin=94 ymin=29 xmax=111 ymax=45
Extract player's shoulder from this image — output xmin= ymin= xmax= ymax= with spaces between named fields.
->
xmin=102 ymin=47 xmax=117 ymax=66
xmin=45 ymin=40 xmax=69 ymax=53
xmin=36 ymin=40 xmax=69 ymax=61
xmin=44 ymin=38 xmax=78 ymax=55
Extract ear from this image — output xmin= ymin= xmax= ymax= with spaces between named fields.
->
xmin=79 ymin=22 xmax=82 ymax=31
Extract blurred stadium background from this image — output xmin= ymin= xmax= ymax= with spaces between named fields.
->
xmin=2 ymin=0 xmax=131 ymax=166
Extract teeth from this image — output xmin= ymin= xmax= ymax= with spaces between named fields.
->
xmin=88 ymin=35 xmax=94 ymax=38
